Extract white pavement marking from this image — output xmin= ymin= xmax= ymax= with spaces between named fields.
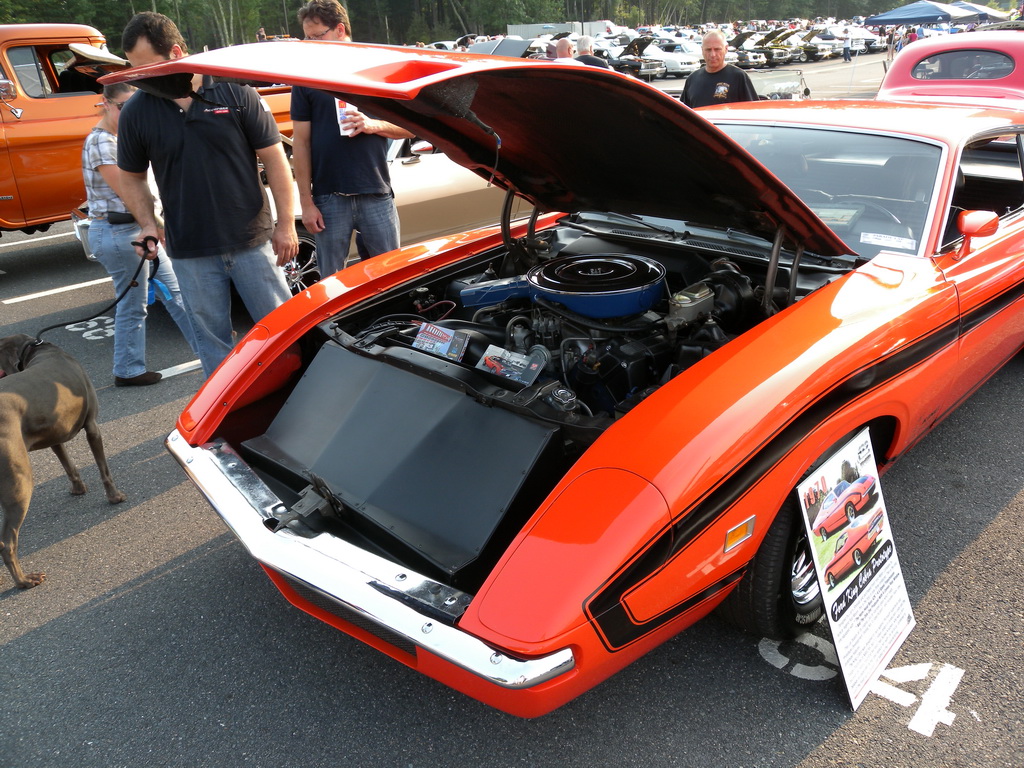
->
xmin=908 ymin=663 xmax=963 ymax=737
xmin=881 ymin=662 xmax=932 ymax=684
xmin=870 ymin=678 xmax=918 ymax=708
xmin=3 ymin=277 xmax=112 ymax=304
xmin=758 ymin=633 xmax=840 ymax=680
xmin=160 ymin=360 xmax=202 ymax=378
xmin=0 ymin=231 xmax=74 ymax=248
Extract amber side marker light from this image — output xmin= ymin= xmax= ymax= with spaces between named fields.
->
xmin=724 ymin=516 xmax=756 ymax=553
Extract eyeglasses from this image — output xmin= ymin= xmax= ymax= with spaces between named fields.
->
xmin=106 ymin=100 xmax=130 ymax=110
xmin=306 ymin=27 xmax=332 ymax=40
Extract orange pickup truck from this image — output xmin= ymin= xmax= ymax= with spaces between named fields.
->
xmin=0 ymin=23 xmax=290 ymax=238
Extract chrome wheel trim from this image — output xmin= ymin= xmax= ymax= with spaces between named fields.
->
xmin=284 ymin=234 xmax=320 ymax=294
xmin=790 ymin=528 xmax=820 ymax=608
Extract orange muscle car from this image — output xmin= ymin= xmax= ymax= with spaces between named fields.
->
xmin=109 ymin=42 xmax=1024 ymax=717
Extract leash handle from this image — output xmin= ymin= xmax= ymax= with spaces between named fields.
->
xmin=131 ymin=235 xmax=160 ymax=256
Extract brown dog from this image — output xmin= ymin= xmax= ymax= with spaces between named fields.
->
xmin=0 ymin=334 xmax=125 ymax=589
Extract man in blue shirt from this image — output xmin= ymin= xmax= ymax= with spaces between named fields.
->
xmin=292 ymin=0 xmax=413 ymax=279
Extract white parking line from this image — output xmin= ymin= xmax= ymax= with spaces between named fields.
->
xmin=3 ymin=276 xmax=112 ymax=304
xmin=159 ymin=360 xmax=203 ymax=378
xmin=0 ymin=231 xmax=75 ymax=249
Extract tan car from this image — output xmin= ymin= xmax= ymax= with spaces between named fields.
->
xmin=285 ymin=137 xmax=516 ymax=292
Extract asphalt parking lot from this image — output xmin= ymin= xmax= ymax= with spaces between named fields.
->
xmin=1 ymin=58 xmax=1022 ymax=765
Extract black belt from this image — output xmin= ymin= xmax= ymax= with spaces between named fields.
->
xmin=106 ymin=211 xmax=135 ymax=224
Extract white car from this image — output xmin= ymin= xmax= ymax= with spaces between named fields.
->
xmin=675 ymin=37 xmax=742 ymax=67
xmin=642 ymin=43 xmax=701 ymax=77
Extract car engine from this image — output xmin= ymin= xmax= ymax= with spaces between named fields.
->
xmin=339 ymin=249 xmax=772 ymax=442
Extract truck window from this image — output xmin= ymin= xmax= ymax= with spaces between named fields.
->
xmin=53 ymin=47 xmax=102 ymax=93
xmin=7 ymin=46 xmax=52 ymax=97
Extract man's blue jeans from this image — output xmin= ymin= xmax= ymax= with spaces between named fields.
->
xmin=89 ymin=219 xmax=198 ymax=379
xmin=170 ymin=241 xmax=291 ymax=377
xmin=314 ymin=191 xmax=400 ymax=279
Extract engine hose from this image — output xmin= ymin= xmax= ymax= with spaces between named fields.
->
xmin=505 ymin=314 xmax=533 ymax=350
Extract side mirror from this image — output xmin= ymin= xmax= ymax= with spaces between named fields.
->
xmin=956 ymin=209 xmax=999 ymax=260
xmin=409 ymin=139 xmax=435 ymax=156
xmin=0 ymin=79 xmax=22 ymax=119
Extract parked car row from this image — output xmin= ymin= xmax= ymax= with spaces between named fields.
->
xmin=724 ymin=26 xmax=889 ymax=68
xmin=569 ymin=24 xmax=885 ymax=80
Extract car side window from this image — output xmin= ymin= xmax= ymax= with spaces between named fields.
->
xmin=7 ymin=46 xmax=52 ymax=97
xmin=911 ymin=50 xmax=1014 ymax=81
xmin=943 ymin=135 xmax=1024 ymax=246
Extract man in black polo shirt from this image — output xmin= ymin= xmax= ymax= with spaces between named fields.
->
xmin=116 ymin=12 xmax=297 ymax=378
xmin=292 ymin=0 xmax=413 ymax=280
xmin=682 ymin=30 xmax=758 ymax=109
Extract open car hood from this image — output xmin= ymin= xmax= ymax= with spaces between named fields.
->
xmin=729 ymin=31 xmax=756 ymax=48
xmin=104 ymin=41 xmax=850 ymax=256
xmin=621 ymin=36 xmax=654 ymax=57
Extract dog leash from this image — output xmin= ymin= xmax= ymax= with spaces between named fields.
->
xmin=32 ymin=236 xmax=161 ymax=342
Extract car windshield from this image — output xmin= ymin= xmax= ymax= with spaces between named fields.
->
xmin=716 ymin=123 xmax=943 ymax=259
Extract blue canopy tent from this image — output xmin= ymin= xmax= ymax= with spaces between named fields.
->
xmin=865 ymin=0 xmax=980 ymax=24
xmin=952 ymin=1 xmax=1010 ymax=20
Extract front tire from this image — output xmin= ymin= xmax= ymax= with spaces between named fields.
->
xmin=717 ymin=496 xmax=823 ymax=638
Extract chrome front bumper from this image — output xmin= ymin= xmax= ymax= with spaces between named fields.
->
xmin=166 ymin=429 xmax=575 ymax=689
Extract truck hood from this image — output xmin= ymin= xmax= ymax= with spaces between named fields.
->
xmin=105 ymin=41 xmax=850 ymax=256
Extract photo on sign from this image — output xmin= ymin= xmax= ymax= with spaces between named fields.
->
xmin=797 ymin=427 xmax=914 ymax=709
xmin=801 ymin=435 xmax=885 ymax=592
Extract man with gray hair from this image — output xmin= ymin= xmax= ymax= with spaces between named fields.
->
xmin=575 ymin=35 xmax=610 ymax=68
xmin=681 ymin=30 xmax=757 ymax=108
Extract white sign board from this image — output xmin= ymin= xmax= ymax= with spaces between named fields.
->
xmin=797 ymin=427 xmax=915 ymax=709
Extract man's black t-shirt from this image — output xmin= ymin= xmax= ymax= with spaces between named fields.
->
xmin=290 ymin=86 xmax=391 ymax=197
xmin=117 ymin=80 xmax=279 ymax=258
xmin=681 ymin=64 xmax=759 ymax=108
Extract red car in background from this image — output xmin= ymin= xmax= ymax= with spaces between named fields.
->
xmin=825 ymin=510 xmax=885 ymax=589
xmin=877 ymin=29 xmax=1024 ymax=107
xmin=812 ymin=475 xmax=877 ymax=541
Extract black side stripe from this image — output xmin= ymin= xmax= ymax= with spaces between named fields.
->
xmin=586 ymin=271 xmax=1024 ymax=651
